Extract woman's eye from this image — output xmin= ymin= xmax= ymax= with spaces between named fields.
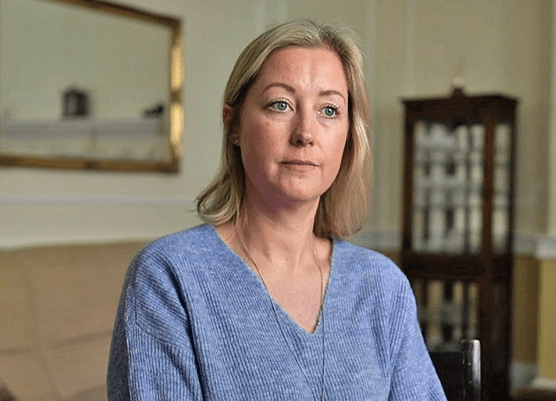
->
xmin=321 ymin=106 xmax=338 ymax=117
xmin=269 ymin=101 xmax=289 ymax=112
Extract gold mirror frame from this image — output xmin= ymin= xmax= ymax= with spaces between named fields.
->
xmin=0 ymin=0 xmax=183 ymax=173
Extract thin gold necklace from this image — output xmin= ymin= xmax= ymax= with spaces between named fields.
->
xmin=235 ymin=226 xmax=327 ymax=401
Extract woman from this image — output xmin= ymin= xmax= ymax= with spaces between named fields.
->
xmin=108 ymin=19 xmax=446 ymax=400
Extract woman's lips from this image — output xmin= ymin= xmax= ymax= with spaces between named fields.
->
xmin=281 ymin=159 xmax=317 ymax=166
xmin=280 ymin=160 xmax=318 ymax=171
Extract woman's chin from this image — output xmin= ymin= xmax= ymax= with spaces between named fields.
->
xmin=274 ymin=186 xmax=325 ymax=205
xmin=245 ymin=178 xmax=329 ymax=208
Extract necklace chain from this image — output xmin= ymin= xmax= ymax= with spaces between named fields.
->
xmin=235 ymin=226 xmax=327 ymax=401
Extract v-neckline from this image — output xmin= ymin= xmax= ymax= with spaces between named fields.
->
xmin=211 ymin=224 xmax=335 ymax=336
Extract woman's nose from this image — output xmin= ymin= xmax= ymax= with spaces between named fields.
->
xmin=290 ymin=110 xmax=315 ymax=147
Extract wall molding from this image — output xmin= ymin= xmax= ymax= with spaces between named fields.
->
xmin=536 ymin=236 xmax=556 ymax=260
xmin=350 ymin=229 xmax=556 ymax=260
xmin=531 ymin=376 xmax=556 ymax=391
xmin=350 ymin=229 xmax=401 ymax=251
xmin=255 ymin=0 xmax=266 ymax=34
xmin=511 ymin=362 xmax=537 ymax=393
xmin=404 ymin=0 xmax=417 ymax=96
xmin=0 ymin=194 xmax=195 ymax=207
xmin=548 ymin=0 xmax=556 ymax=239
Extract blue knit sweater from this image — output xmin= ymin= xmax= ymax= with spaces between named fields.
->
xmin=108 ymin=224 xmax=446 ymax=400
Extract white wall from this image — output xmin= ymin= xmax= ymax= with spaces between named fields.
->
xmin=0 ymin=0 xmax=553 ymax=248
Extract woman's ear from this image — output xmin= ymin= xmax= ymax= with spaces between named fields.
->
xmin=223 ymin=105 xmax=237 ymax=142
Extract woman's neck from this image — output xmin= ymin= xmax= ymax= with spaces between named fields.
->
xmin=219 ymin=193 xmax=326 ymax=275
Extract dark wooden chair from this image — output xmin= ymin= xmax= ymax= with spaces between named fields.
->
xmin=429 ymin=339 xmax=481 ymax=401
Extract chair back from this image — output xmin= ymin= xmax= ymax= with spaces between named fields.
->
xmin=429 ymin=339 xmax=481 ymax=401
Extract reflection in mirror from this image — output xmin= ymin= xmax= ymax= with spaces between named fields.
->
xmin=0 ymin=0 xmax=183 ymax=172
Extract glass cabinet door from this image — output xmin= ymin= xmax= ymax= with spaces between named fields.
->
xmin=410 ymin=120 xmax=512 ymax=254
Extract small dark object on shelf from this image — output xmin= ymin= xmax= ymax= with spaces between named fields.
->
xmin=63 ymin=87 xmax=89 ymax=118
xmin=143 ymin=103 xmax=165 ymax=118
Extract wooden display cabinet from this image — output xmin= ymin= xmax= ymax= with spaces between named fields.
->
xmin=401 ymin=91 xmax=517 ymax=400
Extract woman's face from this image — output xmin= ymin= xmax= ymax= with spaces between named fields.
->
xmin=227 ymin=46 xmax=349 ymax=209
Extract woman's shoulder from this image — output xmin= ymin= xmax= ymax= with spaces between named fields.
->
xmin=128 ymin=224 xmax=226 ymax=274
xmin=332 ymin=239 xmax=412 ymax=297
xmin=118 ymin=226 xmax=222 ymax=346
xmin=150 ymin=223 xmax=217 ymax=247
xmin=333 ymin=239 xmax=403 ymax=276
xmin=138 ymin=224 xmax=219 ymax=257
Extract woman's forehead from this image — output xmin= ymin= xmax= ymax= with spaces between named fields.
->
xmin=252 ymin=46 xmax=348 ymax=97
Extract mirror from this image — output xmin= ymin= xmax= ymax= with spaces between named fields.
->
xmin=0 ymin=0 xmax=183 ymax=173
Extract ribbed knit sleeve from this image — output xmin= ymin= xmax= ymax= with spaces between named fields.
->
xmin=386 ymin=272 xmax=445 ymax=400
xmin=108 ymin=243 xmax=204 ymax=400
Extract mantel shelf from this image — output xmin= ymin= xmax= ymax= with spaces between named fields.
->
xmin=0 ymin=117 xmax=163 ymax=139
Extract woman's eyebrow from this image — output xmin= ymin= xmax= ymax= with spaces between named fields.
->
xmin=319 ymin=89 xmax=346 ymax=103
xmin=262 ymin=82 xmax=296 ymax=94
xmin=263 ymin=83 xmax=346 ymax=103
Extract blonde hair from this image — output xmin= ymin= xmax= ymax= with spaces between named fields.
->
xmin=196 ymin=19 xmax=372 ymax=238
